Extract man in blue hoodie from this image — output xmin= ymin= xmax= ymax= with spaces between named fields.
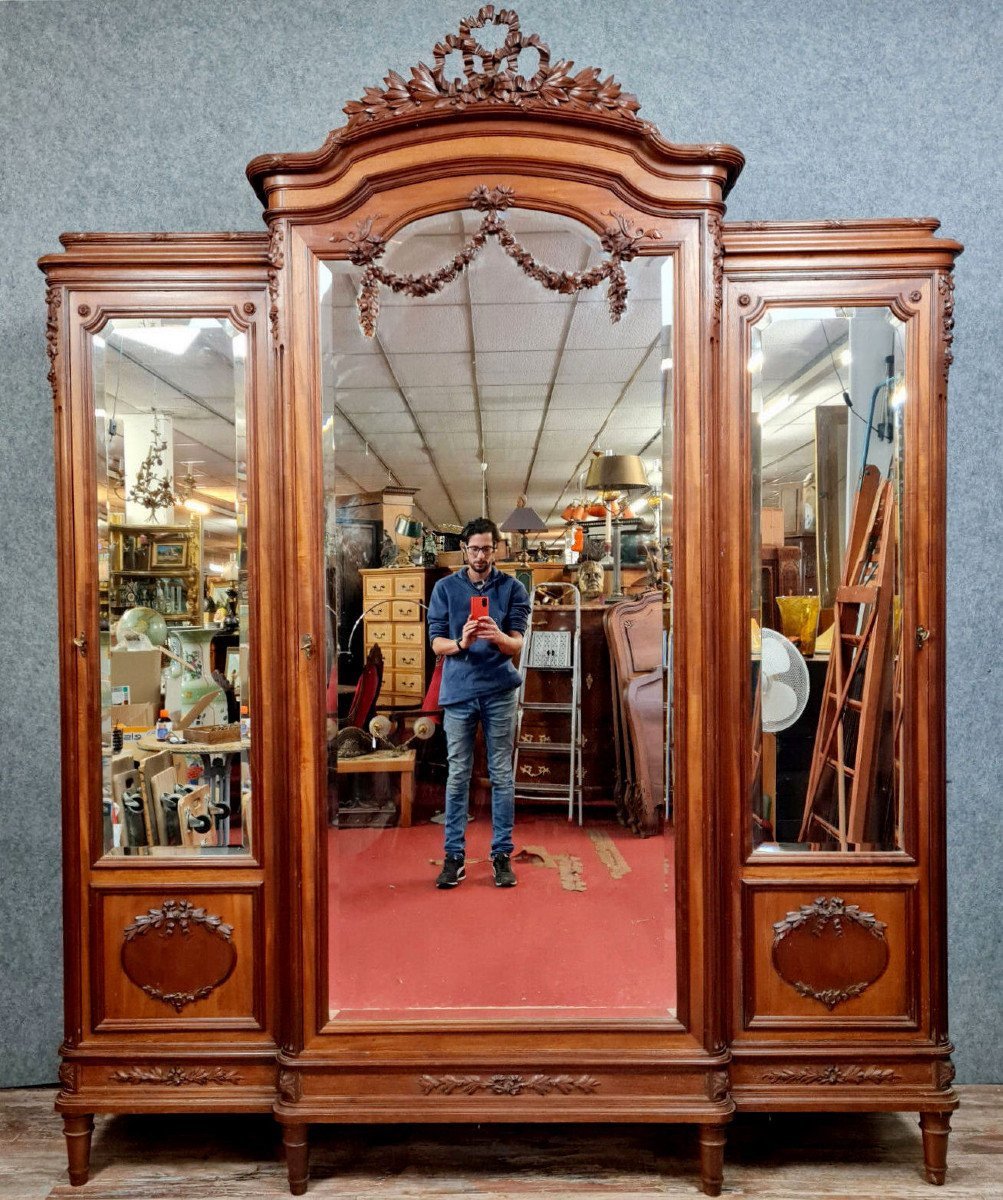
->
xmin=426 ymin=518 xmax=531 ymax=889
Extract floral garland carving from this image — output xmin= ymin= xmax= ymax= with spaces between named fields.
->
xmin=268 ymin=222 xmax=285 ymax=344
xmin=109 ymin=1066 xmax=241 ymax=1086
xmin=278 ymin=1069 xmax=302 ymax=1103
xmin=707 ymin=1069 xmax=729 ymax=1102
xmin=419 ymin=1073 xmax=599 ymax=1096
xmin=708 ymin=211 xmax=724 ymax=315
xmin=335 ymin=185 xmax=658 ymax=337
xmin=762 ymin=1065 xmax=899 ymax=1086
xmin=938 ymin=272 xmax=955 ymax=383
xmin=45 ymin=285 xmax=61 ymax=405
xmin=343 ymin=6 xmax=643 ymax=132
xmin=934 ymin=1061 xmax=957 ymax=1090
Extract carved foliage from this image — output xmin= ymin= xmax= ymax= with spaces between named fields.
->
xmin=771 ymin=896 xmax=890 ymax=1011
xmin=278 ymin=1069 xmax=302 ymax=1103
xmin=707 ymin=1069 xmax=729 ymax=1102
xmin=762 ymin=1065 xmax=899 ymax=1086
xmin=109 ymin=1066 xmax=241 ymax=1086
xmin=57 ymin=1062 xmax=80 ymax=1095
xmin=707 ymin=211 xmax=724 ymax=315
xmin=934 ymin=1060 xmax=957 ymax=1091
xmin=938 ymin=272 xmax=955 ymax=383
xmin=343 ymin=6 xmax=643 ymax=132
xmin=334 ymin=185 xmax=659 ymax=337
xmin=120 ymin=899 xmax=237 ymax=1013
xmin=45 ymin=285 xmax=61 ymax=403
xmin=419 ymin=1073 xmax=599 ymax=1096
xmin=268 ymin=222 xmax=284 ymax=344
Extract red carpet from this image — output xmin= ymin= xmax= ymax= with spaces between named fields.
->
xmin=327 ymin=816 xmax=676 ymax=1019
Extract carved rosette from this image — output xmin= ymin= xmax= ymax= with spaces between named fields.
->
xmin=120 ymin=898 xmax=237 ymax=1013
xmin=45 ymin=285 xmax=61 ymax=404
xmin=771 ymin=896 xmax=890 ymax=1011
xmin=268 ymin=222 xmax=285 ymax=344
xmin=342 ymin=5 xmax=644 ymax=132
xmin=938 ymin=272 xmax=955 ymax=384
xmin=419 ymin=1073 xmax=599 ymax=1096
xmin=109 ymin=1066 xmax=241 ymax=1086
xmin=333 ymin=186 xmax=658 ymax=337
xmin=762 ymin=1065 xmax=899 ymax=1086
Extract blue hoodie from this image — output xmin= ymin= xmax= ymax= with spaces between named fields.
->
xmin=426 ymin=567 xmax=531 ymax=706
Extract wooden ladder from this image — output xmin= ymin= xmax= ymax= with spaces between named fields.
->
xmin=799 ymin=465 xmax=897 ymax=849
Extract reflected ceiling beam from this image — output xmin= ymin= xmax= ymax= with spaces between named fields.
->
xmin=370 ymin=329 xmax=463 ymax=527
xmin=334 ymin=404 xmax=433 ymax=527
xmin=521 ymin=243 xmax=592 ymax=500
xmin=106 ymin=344 xmax=236 ymax=427
xmin=545 ymin=333 xmax=663 ymax=523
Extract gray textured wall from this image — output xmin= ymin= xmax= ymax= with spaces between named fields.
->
xmin=1 ymin=0 xmax=999 ymax=1085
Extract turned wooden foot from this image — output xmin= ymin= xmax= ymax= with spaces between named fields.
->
xmin=283 ymin=1122 xmax=309 ymax=1195
xmin=63 ymin=1114 xmax=94 ymax=1187
xmin=698 ymin=1124 xmax=726 ymax=1197
xmin=920 ymin=1111 xmax=951 ymax=1185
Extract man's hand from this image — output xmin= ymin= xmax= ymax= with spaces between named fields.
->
xmin=474 ymin=617 xmax=523 ymax=656
xmin=460 ymin=617 xmax=480 ymax=648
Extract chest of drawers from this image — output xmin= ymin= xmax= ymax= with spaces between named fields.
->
xmin=359 ymin=567 xmax=448 ymax=705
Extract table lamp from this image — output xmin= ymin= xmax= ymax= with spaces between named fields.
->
xmin=499 ymin=496 xmax=548 ymax=566
xmin=393 ymin=514 xmax=424 ymax=566
xmin=585 ymin=451 xmax=650 ymax=596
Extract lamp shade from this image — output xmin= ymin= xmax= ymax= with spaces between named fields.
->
xmin=499 ymin=499 xmax=548 ymax=533
xmin=394 ymin=515 xmax=423 ymax=539
xmin=585 ymin=453 xmax=650 ymax=495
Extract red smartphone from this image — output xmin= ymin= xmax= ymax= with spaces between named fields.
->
xmin=470 ymin=595 xmax=489 ymax=621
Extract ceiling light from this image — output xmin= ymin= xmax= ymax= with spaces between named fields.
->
xmin=890 ymin=383 xmax=907 ymax=408
xmin=840 ymin=349 xmax=852 ymax=367
xmin=759 ymin=394 xmax=796 ymax=425
xmin=660 ymin=357 xmax=674 ymax=372
xmin=747 ymin=348 xmax=764 ymax=373
xmin=114 ymin=326 xmax=200 ymax=355
xmin=183 ymin=498 xmax=211 ymax=515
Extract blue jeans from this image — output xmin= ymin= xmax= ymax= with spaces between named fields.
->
xmin=442 ymin=688 xmax=518 ymax=859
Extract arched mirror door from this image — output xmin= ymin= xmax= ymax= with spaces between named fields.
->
xmin=317 ymin=202 xmax=676 ymax=1020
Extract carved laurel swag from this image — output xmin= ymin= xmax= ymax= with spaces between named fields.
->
xmin=343 ymin=5 xmax=643 ymax=133
xmin=762 ymin=1065 xmax=899 ymax=1086
xmin=419 ymin=1072 xmax=599 ymax=1096
xmin=335 ymin=185 xmax=658 ymax=337
xmin=109 ymin=1066 xmax=241 ymax=1087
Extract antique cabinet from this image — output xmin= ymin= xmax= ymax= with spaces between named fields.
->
xmin=41 ymin=7 xmax=959 ymax=1195
xmin=359 ymin=566 xmax=447 ymax=704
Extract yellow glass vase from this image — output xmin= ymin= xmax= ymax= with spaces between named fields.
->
xmin=775 ymin=594 xmax=821 ymax=656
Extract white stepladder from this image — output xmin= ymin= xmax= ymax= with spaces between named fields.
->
xmin=512 ymin=582 xmax=583 ymax=824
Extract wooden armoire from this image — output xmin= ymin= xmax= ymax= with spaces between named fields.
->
xmin=40 ymin=7 xmax=960 ymax=1195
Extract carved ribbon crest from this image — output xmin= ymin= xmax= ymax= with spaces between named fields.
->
xmin=420 ymin=1072 xmax=599 ymax=1096
xmin=343 ymin=5 xmax=643 ymax=131
xmin=335 ymin=185 xmax=659 ymax=337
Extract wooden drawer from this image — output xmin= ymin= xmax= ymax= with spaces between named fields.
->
xmin=366 ymin=622 xmax=393 ymax=646
xmin=393 ymin=572 xmax=424 ymax=597
xmin=394 ymin=647 xmax=423 ymax=672
xmin=391 ymin=599 xmax=420 ymax=622
xmin=394 ymin=671 xmax=424 ymax=697
xmin=365 ymin=600 xmax=392 ymax=622
xmin=363 ymin=575 xmax=393 ymax=601
xmin=380 ymin=670 xmax=394 ymax=694
xmin=395 ymin=624 xmax=422 ymax=647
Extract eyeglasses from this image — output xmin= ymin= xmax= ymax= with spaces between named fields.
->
xmin=465 ymin=545 xmax=495 ymax=557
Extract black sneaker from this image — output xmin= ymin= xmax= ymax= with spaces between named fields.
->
xmin=492 ymin=854 xmax=517 ymax=888
xmin=435 ymin=855 xmax=465 ymax=888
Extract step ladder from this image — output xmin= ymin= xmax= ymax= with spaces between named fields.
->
xmin=799 ymin=465 xmax=897 ymax=849
xmin=512 ymin=583 xmax=583 ymax=824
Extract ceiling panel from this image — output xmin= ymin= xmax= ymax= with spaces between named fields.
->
xmin=478 ymin=384 xmax=549 ymax=408
xmin=471 ymin=301 xmax=569 ymax=354
xmin=373 ymin=304 xmax=471 ymax=353
xmin=391 ymin=352 xmax=472 ymax=387
xmin=565 ymin=299 xmax=662 ymax=351
xmin=556 ymin=347 xmax=652 ymax=385
xmin=401 ymin=386 xmax=477 ymax=411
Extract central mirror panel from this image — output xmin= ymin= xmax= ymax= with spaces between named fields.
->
xmin=318 ymin=208 xmax=676 ymax=1019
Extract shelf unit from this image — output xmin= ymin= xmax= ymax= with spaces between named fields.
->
xmin=106 ymin=520 xmax=201 ymax=623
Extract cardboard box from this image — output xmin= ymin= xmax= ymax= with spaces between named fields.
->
xmin=110 ymin=702 xmax=156 ymax=731
xmin=110 ymin=647 xmax=163 ymax=708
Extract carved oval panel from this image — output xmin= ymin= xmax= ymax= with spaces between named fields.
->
xmin=771 ymin=897 xmax=889 ymax=1010
xmin=120 ymin=899 xmax=237 ymax=1012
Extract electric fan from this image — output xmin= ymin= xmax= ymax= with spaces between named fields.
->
xmin=760 ymin=627 xmax=810 ymax=732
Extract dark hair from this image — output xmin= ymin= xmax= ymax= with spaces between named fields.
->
xmin=460 ymin=517 xmax=500 ymax=545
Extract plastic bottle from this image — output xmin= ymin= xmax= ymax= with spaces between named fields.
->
xmin=156 ymin=709 xmax=172 ymax=741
